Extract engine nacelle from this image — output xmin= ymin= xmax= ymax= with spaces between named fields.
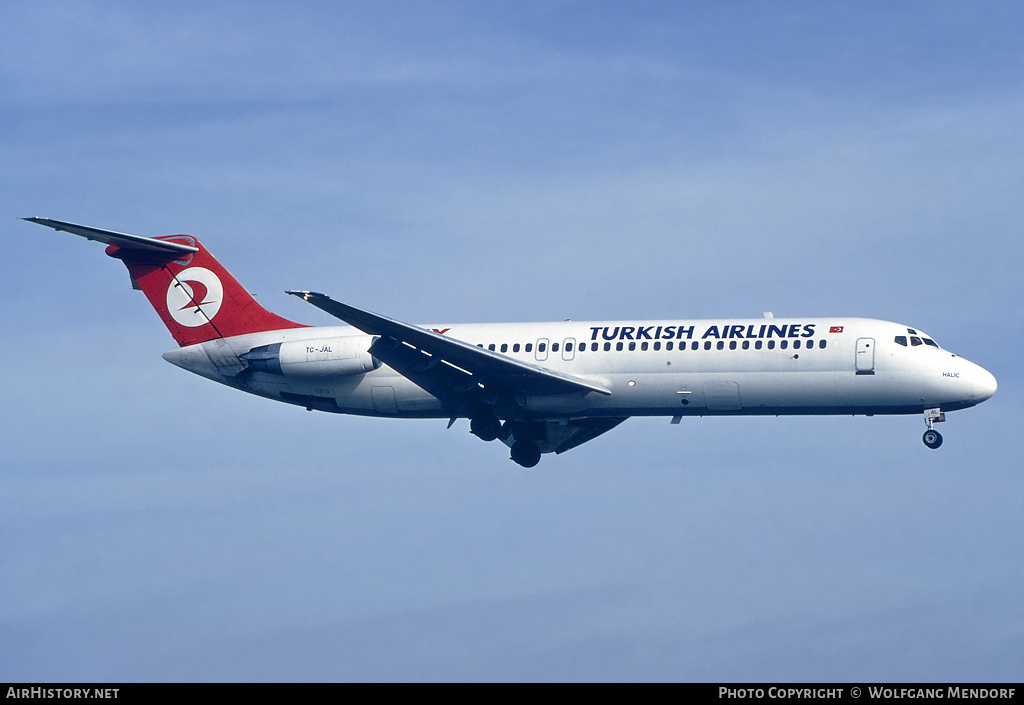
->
xmin=241 ymin=337 xmax=381 ymax=378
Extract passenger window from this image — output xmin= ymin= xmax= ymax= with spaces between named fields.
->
xmin=616 ymin=342 xmax=624 ymax=351
xmin=592 ymin=342 xmax=599 ymax=351
xmin=525 ymin=343 xmax=533 ymax=353
xmin=500 ymin=343 xmax=508 ymax=353
xmin=793 ymin=340 xmax=801 ymax=350
xmin=653 ymin=341 xmax=661 ymax=351
xmin=641 ymin=342 xmax=648 ymax=351
xmin=628 ymin=342 xmax=636 ymax=351
xmin=692 ymin=341 xmax=699 ymax=351
xmin=910 ymin=337 xmax=922 ymax=346
xmin=768 ymin=340 xmax=776 ymax=350
xmin=755 ymin=340 xmax=763 ymax=350
xmin=704 ymin=341 xmax=712 ymax=350
xmin=729 ymin=341 xmax=737 ymax=350
xmin=552 ymin=342 xmax=559 ymax=352
xmin=513 ymin=343 xmax=520 ymax=353
xmin=818 ymin=340 xmax=826 ymax=349
xmin=488 ymin=344 xmax=496 ymax=351
xmin=895 ymin=336 xmax=907 ymax=346
xmin=538 ymin=343 xmax=546 ymax=353
xmin=780 ymin=340 xmax=788 ymax=350
xmin=742 ymin=341 xmax=749 ymax=350
xmin=716 ymin=341 xmax=724 ymax=350
xmin=604 ymin=342 xmax=611 ymax=351
xmin=666 ymin=341 xmax=673 ymax=351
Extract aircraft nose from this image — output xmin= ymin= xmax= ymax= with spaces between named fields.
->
xmin=972 ymin=365 xmax=998 ymax=403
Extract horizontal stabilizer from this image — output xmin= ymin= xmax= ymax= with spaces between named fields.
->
xmin=25 ymin=218 xmax=198 ymax=256
xmin=27 ymin=217 xmax=305 ymax=346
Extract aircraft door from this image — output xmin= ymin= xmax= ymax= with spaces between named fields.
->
xmin=535 ymin=338 xmax=549 ymax=362
xmin=562 ymin=338 xmax=576 ymax=361
xmin=371 ymin=386 xmax=398 ymax=414
xmin=855 ymin=338 xmax=875 ymax=375
xmin=703 ymin=381 xmax=742 ymax=411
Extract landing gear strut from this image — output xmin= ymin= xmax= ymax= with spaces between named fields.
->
xmin=922 ymin=408 xmax=944 ymax=449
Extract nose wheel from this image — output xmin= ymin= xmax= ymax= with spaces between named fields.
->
xmin=922 ymin=408 xmax=944 ymax=449
xmin=923 ymin=429 xmax=943 ymax=449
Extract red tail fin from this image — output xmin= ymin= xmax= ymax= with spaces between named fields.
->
xmin=106 ymin=235 xmax=306 ymax=347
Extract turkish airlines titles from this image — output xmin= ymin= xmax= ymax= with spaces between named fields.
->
xmin=588 ymin=323 xmax=823 ymax=342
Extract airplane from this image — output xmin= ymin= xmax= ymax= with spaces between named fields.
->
xmin=26 ymin=217 xmax=997 ymax=467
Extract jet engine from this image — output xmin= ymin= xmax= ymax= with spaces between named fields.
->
xmin=241 ymin=337 xmax=381 ymax=378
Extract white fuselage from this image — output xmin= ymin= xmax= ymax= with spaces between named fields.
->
xmin=162 ymin=317 xmax=997 ymax=421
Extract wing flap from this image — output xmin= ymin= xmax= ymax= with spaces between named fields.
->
xmin=287 ymin=291 xmax=611 ymax=398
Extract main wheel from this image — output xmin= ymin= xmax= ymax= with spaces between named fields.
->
xmin=470 ymin=414 xmax=501 ymax=442
xmin=923 ymin=429 xmax=943 ymax=449
xmin=510 ymin=440 xmax=542 ymax=468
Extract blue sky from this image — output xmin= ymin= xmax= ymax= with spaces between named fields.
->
xmin=2 ymin=1 xmax=1022 ymax=681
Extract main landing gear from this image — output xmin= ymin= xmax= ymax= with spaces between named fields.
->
xmin=469 ymin=414 xmax=542 ymax=467
xmin=922 ymin=407 xmax=944 ymax=449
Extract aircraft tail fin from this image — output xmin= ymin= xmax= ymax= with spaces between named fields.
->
xmin=26 ymin=218 xmax=306 ymax=347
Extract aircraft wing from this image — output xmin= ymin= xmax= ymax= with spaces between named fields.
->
xmin=25 ymin=218 xmax=198 ymax=256
xmin=287 ymin=291 xmax=612 ymax=403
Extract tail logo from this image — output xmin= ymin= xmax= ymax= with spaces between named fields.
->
xmin=166 ymin=267 xmax=224 ymax=327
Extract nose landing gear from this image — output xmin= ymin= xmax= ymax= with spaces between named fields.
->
xmin=922 ymin=408 xmax=944 ymax=449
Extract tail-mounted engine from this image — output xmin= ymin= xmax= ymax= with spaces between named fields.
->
xmin=240 ymin=337 xmax=381 ymax=378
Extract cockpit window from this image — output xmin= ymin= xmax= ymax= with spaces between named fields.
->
xmin=904 ymin=327 xmax=942 ymax=349
xmin=892 ymin=334 xmax=937 ymax=350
